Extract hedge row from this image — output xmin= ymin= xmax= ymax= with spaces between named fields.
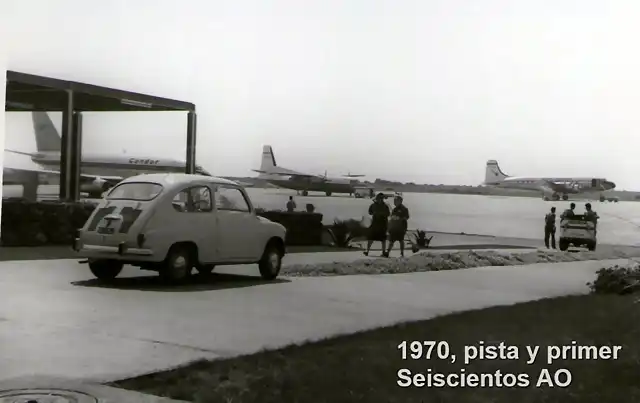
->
xmin=0 ymin=200 xmax=324 ymax=247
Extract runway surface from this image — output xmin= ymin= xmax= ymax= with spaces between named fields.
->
xmin=0 ymin=252 xmax=623 ymax=383
xmin=4 ymin=184 xmax=640 ymax=246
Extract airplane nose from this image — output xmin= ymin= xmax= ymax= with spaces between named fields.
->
xmin=604 ymin=181 xmax=616 ymax=190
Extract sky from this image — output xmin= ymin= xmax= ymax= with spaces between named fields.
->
xmin=3 ymin=0 xmax=640 ymax=189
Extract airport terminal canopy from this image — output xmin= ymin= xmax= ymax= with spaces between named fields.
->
xmin=4 ymin=70 xmax=197 ymax=201
xmin=5 ymin=70 xmax=195 ymax=112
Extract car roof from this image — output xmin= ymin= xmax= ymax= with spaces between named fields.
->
xmin=119 ymin=173 xmax=240 ymax=188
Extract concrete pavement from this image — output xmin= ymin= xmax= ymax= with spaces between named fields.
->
xmin=0 ymin=254 xmax=625 ymax=383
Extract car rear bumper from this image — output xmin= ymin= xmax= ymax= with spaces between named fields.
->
xmin=74 ymin=240 xmax=153 ymax=257
xmin=559 ymin=237 xmax=596 ymax=244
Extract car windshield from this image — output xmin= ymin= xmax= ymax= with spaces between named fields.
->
xmin=106 ymin=182 xmax=163 ymax=201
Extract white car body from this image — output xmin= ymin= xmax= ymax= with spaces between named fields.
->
xmin=75 ymin=173 xmax=287 ymax=282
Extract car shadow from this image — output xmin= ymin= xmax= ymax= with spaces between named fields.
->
xmin=71 ymin=272 xmax=290 ymax=292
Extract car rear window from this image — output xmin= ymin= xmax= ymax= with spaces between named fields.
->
xmin=106 ymin=182 xmax=163 ymax=201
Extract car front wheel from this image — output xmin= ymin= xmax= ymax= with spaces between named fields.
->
xmin=89 ymin=259 xmax=123 ymax=280
xmin=259 ymin=243 xmax=283 ymax=280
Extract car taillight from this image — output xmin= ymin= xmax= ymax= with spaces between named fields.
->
xmin=137 ymin=233 xmax=145 ymax=247
xmin=72 ymin=229 xmax=82 ymax=251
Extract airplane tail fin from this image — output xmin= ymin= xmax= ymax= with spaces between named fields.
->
xmin=485 ymin=160 xmax=509 ymax=183
xmin=31 ymin=112 xmax=61 ymax=152
xmin=260 ymin=145 xmax=277 ymax=172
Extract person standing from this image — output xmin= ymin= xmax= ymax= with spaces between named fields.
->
xmin=584 ymin=202 xmax=599 ymax=233
xmin=363 ymin=193 xmax=390 ymax=256
xmin=286 ymin=196 xmax=296 ymax=212
xmin=561 ymin=202 xmax=576 ymax=219
xmin=544 ymin=206 xmax=557 ymax=249
xmin=385 ymin=195 xmax=410 ymax=257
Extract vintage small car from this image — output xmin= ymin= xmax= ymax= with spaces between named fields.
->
xmin=558 ymin=214 xmax=597 ymax=251
xmin=74 ymin=173 xmax=287 ymax=282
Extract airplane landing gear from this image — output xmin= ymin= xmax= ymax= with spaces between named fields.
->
xmin=599 ymin=194 xmax=606 ymax=202
xmin=325 ymin=191 xmax=332 ymax=196
xmin=562 ymin=193 xmax=569 ymax=201
xmin=551 ymin=193 xmax=560 ymax=201
xmin=302 ymin=190 xmax=308 ymax=196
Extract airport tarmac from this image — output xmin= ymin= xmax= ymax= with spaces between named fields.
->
xmin=0 ymin=253 xmax=627 ymax=383
xmin=4 ymin=184 xmax=640 ymax=245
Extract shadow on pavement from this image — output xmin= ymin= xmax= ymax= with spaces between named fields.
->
xmin=71 ymin=273 xmax=290 ymax=292
xmin=427 ymin=244 xmax=536 ymax=250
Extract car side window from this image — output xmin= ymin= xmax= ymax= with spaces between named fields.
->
xmin=215 ymin=186 xmax=251 ymax=212
xmin=172 ymin=186 xmax=212 ymax=213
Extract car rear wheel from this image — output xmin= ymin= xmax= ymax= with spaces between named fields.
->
xmin=89 ymin=259 xmax=123 ymax=280
xmin=259 ymin=243 xmax=283 ymax=280
xmin=161 ymin=246 xmax=193 ymax=283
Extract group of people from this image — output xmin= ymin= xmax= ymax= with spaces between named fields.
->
xmin=363 ymin=192 xmax=410 ymax=257
xmin=544 ymin=202 xmax=600 ymax=249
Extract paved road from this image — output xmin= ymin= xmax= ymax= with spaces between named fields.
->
xmin=0 ymin=253 xmax=627 ymax=383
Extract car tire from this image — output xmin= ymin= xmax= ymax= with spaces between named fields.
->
xmin=196 ymin=264 xmax=215 ymax=275
xmin=588 ymin=242 xmax=596 ymax=251
xmin=259 ymin=243 xmax=283 ymax=280
xmin=559 ymin=240 xmax=569 ymax=251
xmin=89 ymin=259 xmax=123 ymax=280
xmin=161 ymin=246 xmax=193 ymax=283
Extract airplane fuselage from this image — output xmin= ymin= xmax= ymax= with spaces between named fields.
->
xmin=488 ymin=176 xmax=616 ymax=194
xmin=265 ymin=176 xmax=356 ymax=194
xmin=30 ymin=152 xmax=210 ymax=179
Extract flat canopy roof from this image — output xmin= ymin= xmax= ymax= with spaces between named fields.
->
xmin=5 ymin=70 xmax=195 ymax=112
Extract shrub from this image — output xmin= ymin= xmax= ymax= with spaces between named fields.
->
xmin=327 ymin=218 xmax=368 ymax=248
xmin=413 ymin=230 xmax=433 ymax=248
xmin=587 ymin=264 xmax=640 ymax=294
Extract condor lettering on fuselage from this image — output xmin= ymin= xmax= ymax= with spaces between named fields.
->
xmin=129 ymin=158 xmax=159 ymax=165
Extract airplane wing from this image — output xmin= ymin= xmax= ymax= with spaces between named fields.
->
xmin=339 ymin=172 xmax=365 ymax=178
xmin=80 ymin=173 xmax=124 ymax=184
xmin=235 ymin=181 xmax=254 ymax=188
xmin=6 ymin=150 xmax=123 ymax=184
xmin=4 ymin=166 xmax=123 ymax=185
xmin=542 ymin=180 xmax=586 ymax=194
xmin=5 ymin=149 xmax=39 ymax=158
xmin=252 ymin=169 xmax=319 ymax=179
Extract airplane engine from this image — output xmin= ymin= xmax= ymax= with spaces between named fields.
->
xmin=80 ymin=177 xmax=113 ymax=198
